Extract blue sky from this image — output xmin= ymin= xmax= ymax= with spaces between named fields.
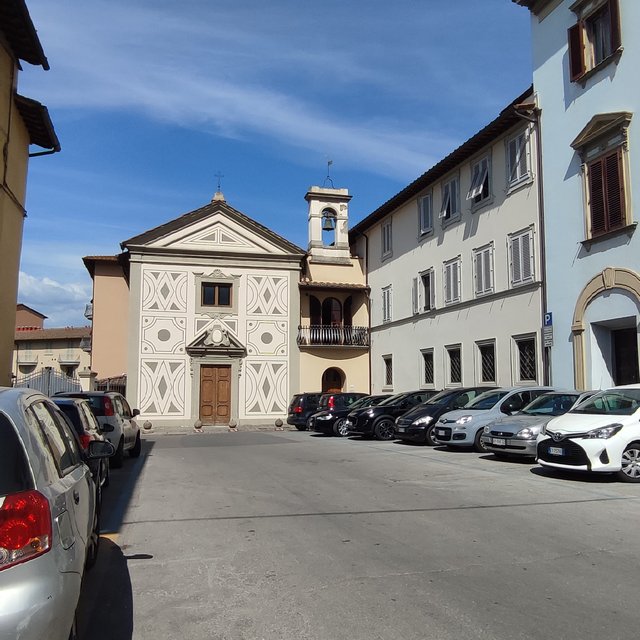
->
xmin=18 ymin=0 xmax=532 ymax=327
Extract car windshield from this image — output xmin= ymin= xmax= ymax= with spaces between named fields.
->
xmin=349 ymin=396 xmax=373 ymax=410
xmin=379 ymin=393 xmax=409 ymax=407
xmin=570 ymin=388 xmax=640 ymax=416
xmin=423 ymin=389 xmax=460 ymax=405
xmin=466 ymin=390 xmax=510 ymax=410
xmin=521 ymin=393 xmax=579 ymax=416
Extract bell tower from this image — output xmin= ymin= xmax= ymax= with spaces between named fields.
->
xmin=305 ymin=186 xmax=352 ymax=264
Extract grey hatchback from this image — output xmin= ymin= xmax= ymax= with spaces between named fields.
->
xmin=0 ymin=387 xmax=113 ymax=640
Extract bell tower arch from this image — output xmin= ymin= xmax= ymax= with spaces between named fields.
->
xmin=305 ymin=186 xmax=352 ymax=264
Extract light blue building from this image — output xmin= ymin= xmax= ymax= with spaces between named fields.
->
xmin=516 ymin=0 xmax=640 ymax=390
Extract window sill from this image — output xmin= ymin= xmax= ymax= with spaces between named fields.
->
xmin=510 ymin=278 xmax=536 ymax=289
xmin=418 ymin=229 xmax=434 ymax=242
xmin=575 ymin=47 xmax=623 ymax=87
xmin=381 ymin=251 xmax=393 ymax=262
xmin=440 ymin=213 xmax=461 ymax=229
xmin=506 ymin=175 xmax=534 ymax=197
xmin=581 ymin=222 xmax=637 ymax=251
xmin=470 ymin=195 xmax=494 ymax=213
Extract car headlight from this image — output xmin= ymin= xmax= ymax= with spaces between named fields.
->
xmin=317 ymin=414 xmax=331 ymax=420
xmin=483 ymin=426 xmax=490 ymax=434
xmin=456 ymin=416 xmax=473 ymax=425
xmin=413 ymin=416 xmax=433 ymax=426
xmin=516 ymin=428 xmax=535 ymax=440
xmin=585 ymin=423 xmax=623 ymax=439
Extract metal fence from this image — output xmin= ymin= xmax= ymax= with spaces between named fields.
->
xmin=13 ymin=367 xmax=82 ymax=396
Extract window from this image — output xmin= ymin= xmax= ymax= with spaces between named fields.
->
xmin=509 ymin=228 xmax=534 ymax=286
xmin=30 ymin=402 xmax=81 ymax=476
xmin=444 ymin=257 xmax=461 ymax=305
xmin=439 ymin=176 xmax=460 ymax=222
xmin=383 ymin=355 xmax=393 ymax=387
xmin=568 ymin=0 xmax=621 ymax=83
xmin=571 ymin=112 xmax=632 ymax=241
xmin=382 ymin=286 xmax=392 ymax=323
xmin=382 ymin=219 xmax=392 ymax=258
xmin=446 ymin=345 xmax=462 ymax=385
xmin=467 ymin=156 xmax=490 ymax=204
xmin=422 ymin=349 xmax=434 ymax=385
xmin=411 ymin=270 xmax=435 ymax=314
xmin=418 ymin=194 xmax=433 ymax=235
xmin=473 ymin=244 xmax=494 ymax=296
xmin=515 ymin=336 xmax=537 ymax=383
xmin=477 ymin=341 xmax=496 ymax=384
xmin=201 ymin=282 xmax=232 ymax=307
xmin=506 ymin=130 xmax=531 ymax=188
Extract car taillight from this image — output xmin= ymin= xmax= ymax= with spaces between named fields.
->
xmin=79 ymin=433 xmax=92 ymax=450
xmin=328 ymin=396 xmax=335 ymax=409
xmin=0 ymin=490 xmax=52 ymax=571
xmin=293 ymin=406 xmax=303 ymax=414
xmin=103 ymin=398 xmax=114 ymax=417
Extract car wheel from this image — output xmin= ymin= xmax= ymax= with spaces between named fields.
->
xmin=333 ymin=418 xmax=349 ymax=437
xmin=373 ymin=417 xmax=396 ymax=441
xmin=85 ymin=505 xmax=100 ymax=571
xmin=130 ymin=432 xmax=142 ymax=458
xmin=425 ymin=424 xmax=438 ymax=446
xmin=111 ymin=437 xmax=124 ymax=468
xmin=616 ymin=443 xmax=640 ymax=482
xmin=473 ymin=430 xmax=488 ymax=453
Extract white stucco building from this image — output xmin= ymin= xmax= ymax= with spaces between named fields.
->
xmin=515 ymin=0 xmax=640 ymax=389
xmin=350 ymin=88 xmax=547 ymax=393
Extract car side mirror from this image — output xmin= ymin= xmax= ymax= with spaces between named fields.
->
xmin=101 ymin=423 xmax=115 ymax=432
xmin=132 ymin=409 xmax=141 ymax=417
xmin=87 ymin=440 xmax=116 ymax=458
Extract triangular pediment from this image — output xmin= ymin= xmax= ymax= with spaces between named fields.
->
xmin=571 ymin=112 xmax=632 ymax=150
xmin=186 ymin=322 xmax=246 ymax=358
xmin=121 ymin=200 xmax=304 ymax=258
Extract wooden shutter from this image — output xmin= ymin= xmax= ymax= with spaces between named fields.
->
xmin=568 ymin=23 xmax=585 ymax=81
xmin=412 ymin=278 xmax=418 ymax=314
xmin=588 ymin=158 xmax=606 ymax=236
xmin=511 ymin=236 xmax=522 ymax=284
xmin=483 ymin=248 xmax=492 ymax=292
xmin=605 ymin=149 xmax=624 ymax=230
xmin=609 ymin=0 xmax=621 ymax=51
xmin=521 ymin=233 xmax=532 ymax=281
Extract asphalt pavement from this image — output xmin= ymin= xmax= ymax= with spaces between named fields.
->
xmin=79 ymin=430 xmax=640 ymax=640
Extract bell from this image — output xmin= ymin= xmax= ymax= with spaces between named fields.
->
xmin=322 ymin=215 xmax=335 ymax=231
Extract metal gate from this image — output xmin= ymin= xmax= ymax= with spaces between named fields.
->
xmin=13 ymin=367 xmax=82 ymax=396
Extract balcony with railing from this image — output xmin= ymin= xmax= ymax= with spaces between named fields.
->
xmin=297 ymin=325 xmax=369 ymax=348
xmin=84 ymin=303 xmax=93 ymax=320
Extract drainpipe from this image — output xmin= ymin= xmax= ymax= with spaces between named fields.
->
xmin=515 ymin=99 xmax=550 ymax=386
xmin=355 ymin=230 xmax=371 ymax=393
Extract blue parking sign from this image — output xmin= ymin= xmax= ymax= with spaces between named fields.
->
xmin=544 ymin=312 xmax=553 ymax=327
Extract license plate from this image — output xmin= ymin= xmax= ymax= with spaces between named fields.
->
xmin=397 ymin=427 xmax=405 ymax=432
xmin=437 ymin=430 xmax=446 ymax=436
xmin=492 ymin=438 xmax=506 ymax=446
xmin=548 ymin=446 xmax=564 ymax=456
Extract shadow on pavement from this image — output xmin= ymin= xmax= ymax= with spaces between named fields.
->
xmin=530 ymin=465 xmax=618 ymax=483
xmin=78 ymin=538 xmax=135 ymax=640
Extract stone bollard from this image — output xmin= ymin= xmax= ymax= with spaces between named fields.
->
xmin=228 ymin=419 xmax=238 ymax=432
xmin=275 ymin=418 xmax=284 ymax=431
xmin=143 ymin=420 xmax=153 ymax=433
xmin=193 ymin=420 xmax=204 ymax=433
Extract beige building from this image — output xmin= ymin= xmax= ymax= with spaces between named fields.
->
xmin=0 ymin=1 xmax=60 ymax=386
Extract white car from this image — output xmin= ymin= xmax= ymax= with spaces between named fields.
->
xmin=537 ymin=384 xmax=640 ymax=482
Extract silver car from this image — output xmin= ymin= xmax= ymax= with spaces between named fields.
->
xmin=480 ymin=390 xmax=595 ymax=458
xmin=0 ymin=387 xmax=113 ymax=640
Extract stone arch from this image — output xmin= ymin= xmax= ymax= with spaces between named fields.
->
xmin=572 ymin=267 xmax=640 ymax=389
xmin=322 ymin=367 xmax=344 ymax=393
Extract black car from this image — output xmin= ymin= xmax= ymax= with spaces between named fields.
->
xmin=310 ymin=394 xmax=389 ymax=437
xmin=345 ymin=390 xmax=440 ymax=441
xmin=287 ymin=392 xmax=323 ymax=430
xmin=394 ymin=387 xmax=497 ymax=445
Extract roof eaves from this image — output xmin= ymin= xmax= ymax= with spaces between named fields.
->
xmin=15 ymin=94 xmax=60 ymax=152
xmin=0 ymin=0 xmax=49 ymax=69
xmin=349 ymin=86 xmax=534 ymax=237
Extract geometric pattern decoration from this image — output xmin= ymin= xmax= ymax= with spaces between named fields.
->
xmin=139 ymin=359 xmax=186 ymax=416
xmin=244 ymin=360 xmax=288 ymax=414
xmin=246 ymin=320 xmax=288 ymax=356
xmin=182 ymin=223 xmax=255 ymax=249
xmin=141 ymin=317 xmax=186 ymax=354
xmin=142 ymin=270 xmax=188 ymax=312
xmin=246 ymin=275 xmax=288 ymax=316
xmin=194 ymin=317 xmax=238 ymax=340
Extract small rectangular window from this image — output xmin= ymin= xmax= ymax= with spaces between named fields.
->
xmin=382 ymin=286 xmax=392 ymax=323
xmin=447 ymin=346 xmax=462 ymax=385
xmin=440 ymin=176 xmax=460 ymax=221
xmin=510 ymin=229 xmax=534 ymax=286
xmin=507 ymin=131 xmax=530 ymax=187
xmin=422 ymin=349 xmax=434 ymax=385
xmin=201 ymin=283 xmax=233 ymax=307
xmin=587 ymin=148 xmax=625 ymax=237
xmin=444 ymin=258 xmax=461 ymax=305
xmin=383 ymin=355 xmax=393 ymax=387
xmin=421 ymin=270 xmax=434 ymax=311
xmin=467 ymin=156 xmax=490 ymax=203
xmin=382 ymin=220 xmax=393 ymax=257
xmin=419 ymin=194 xmax=433 ymax=234
xmin=473 ymin=245 xmax=494 ymax=296
xmin=478 ymin=342 xmax=496 ymax=383
xmin=516 ymin=337 xmax=537 ymax=382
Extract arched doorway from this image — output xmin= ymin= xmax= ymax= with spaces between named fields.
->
xmin=322 ymin=367 xmax=344 ymax=393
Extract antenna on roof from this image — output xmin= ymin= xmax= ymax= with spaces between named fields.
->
xmin=323 ymin=159 xmax=334 ymax=188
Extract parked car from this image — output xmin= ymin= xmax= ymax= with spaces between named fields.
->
xmin=55 ymin=391 xmax=141 ymax=468
xmin=395 ymin=387 xmax=496 ymax=445
xmin=481 ymin=390 xmax=594 ymax=458
xmin=537 ymin=385 xmax=640 ymax=482
xmin=286 ymin=392 xmax=323 ymax=430
xmin=0 ymin=387 xmax=114 ymax=640
xmin=432 ymin=386 xmax=553 ymax=452
xmin=345 ymin=390 xmax=440 ymax=441
xmin=52 ymin=396 xmax=110 ymax=494
xmin=310 ymin=394 xmax=389 ymax=436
